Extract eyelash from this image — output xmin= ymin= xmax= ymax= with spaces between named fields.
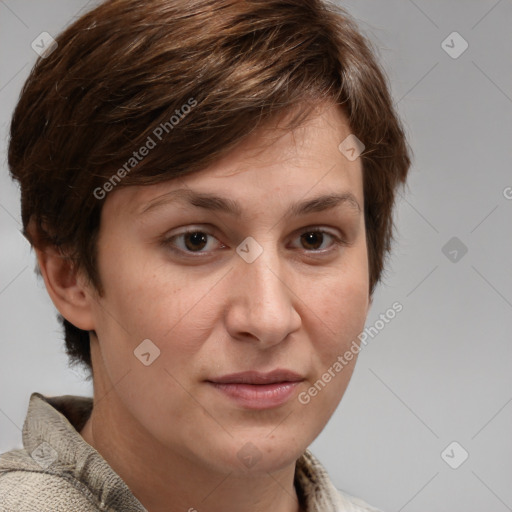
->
xmin=161 ymin=226 xmax=348 ymax=258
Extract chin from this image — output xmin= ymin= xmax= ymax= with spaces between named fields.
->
xmin=208 ymin=431 xmax=310 ymax=476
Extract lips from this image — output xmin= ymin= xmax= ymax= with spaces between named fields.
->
xmin=207 ymin=369 xmax=304 ymax=385
xmin=206 ymin=370 xmax=304 ymax=410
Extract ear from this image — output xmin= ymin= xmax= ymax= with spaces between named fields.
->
xmin=34 ymin=243 xmax=96 ymax=332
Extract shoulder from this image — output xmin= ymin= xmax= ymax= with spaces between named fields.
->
xmin=0 ymin=449 xmax=101 ymax=512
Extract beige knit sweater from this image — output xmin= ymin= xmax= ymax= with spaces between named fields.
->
xmin=0 ymin=393 xmax=382 ymax=512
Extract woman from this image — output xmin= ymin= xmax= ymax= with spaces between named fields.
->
xmin=0 ymin=0 xmax=411 ymax=510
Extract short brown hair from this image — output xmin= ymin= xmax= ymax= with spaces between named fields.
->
xmin=8 ymin=0 xmax=411 ymax=372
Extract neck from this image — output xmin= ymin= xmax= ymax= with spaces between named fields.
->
xmin=80 ymin=388 xmax=303 ymax=512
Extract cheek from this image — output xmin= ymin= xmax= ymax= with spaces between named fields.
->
xmin=96 ymin=242 xmax=192 ymax=337
xmin=93 ymin=259 xmax=224 ymax=393
xmin=297 ymin=267 xmax=368 ymax=422
xmin=90 ymin=248 xmax=213 ymax=418
xmin=309 ymin=263 xmax=369 ymax=348
xmin=298 ymin=272 xmax=368 ymax=426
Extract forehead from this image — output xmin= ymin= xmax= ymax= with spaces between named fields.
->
xmin=104 ymin=102 xmax=363 ymax=218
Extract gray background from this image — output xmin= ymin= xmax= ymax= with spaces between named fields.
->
xmin=1 ymin=1 xmax=511 ymax=510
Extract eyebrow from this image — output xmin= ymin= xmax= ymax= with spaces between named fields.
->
xmin=138 ymin=188 xmax=362 ymax=218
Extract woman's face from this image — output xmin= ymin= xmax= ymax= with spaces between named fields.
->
xmin=86 ymin=102 xmax=370 ymax=474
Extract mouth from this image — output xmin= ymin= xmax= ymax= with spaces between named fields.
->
xmin=205 ymin=370 xmax=304 ymax=410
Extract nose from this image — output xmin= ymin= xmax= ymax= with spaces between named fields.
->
xmin=224 ymin=242 xmax=302 ymax=348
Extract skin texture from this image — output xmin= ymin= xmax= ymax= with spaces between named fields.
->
xmin=36 ymin=102 xmax=371 ymax=512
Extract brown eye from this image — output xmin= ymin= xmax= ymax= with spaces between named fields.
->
xmin=164 ymin=229 xmax=222 ymax=255
xmin=300 ymin=231 xmax=326 ymax=250
xmin=294 ymin=229 xmax=343 ymax=252
xmin=183 ymin=232 xmax=209 ymax=252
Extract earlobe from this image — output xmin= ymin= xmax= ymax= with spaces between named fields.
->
xmin=34 ymin=244 xmax=96 ymax=332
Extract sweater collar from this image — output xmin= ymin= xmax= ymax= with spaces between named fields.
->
xmin=23 ymin=392 xmax=145 ymax=511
